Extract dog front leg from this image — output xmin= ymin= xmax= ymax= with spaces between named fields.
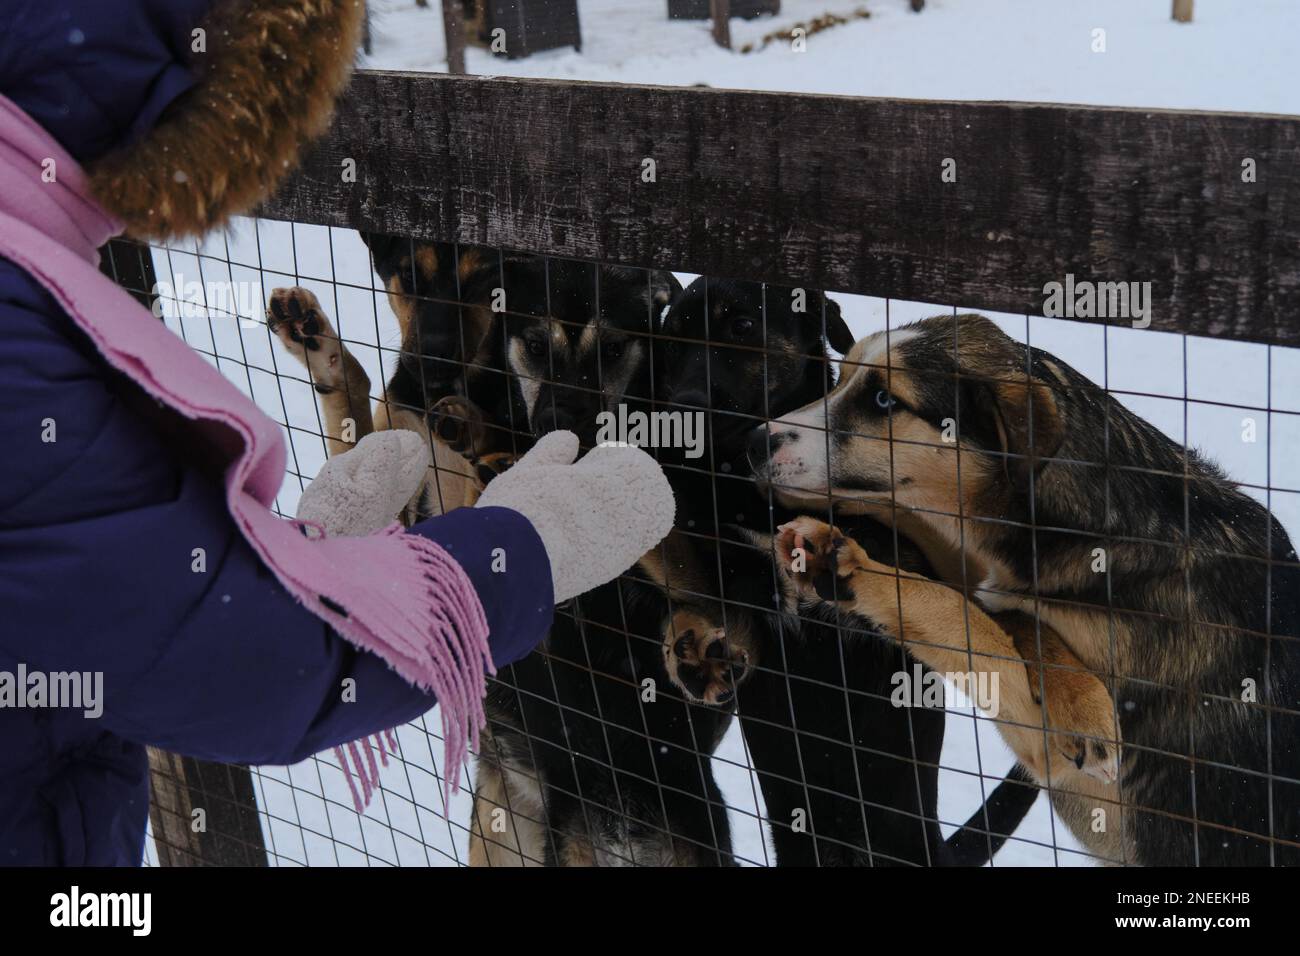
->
xmin=268 ymin=287 xmax=374 ymax=456
xmin=638 ymin=529 xmax=759 ymax=705
xmin=775 ymin=517 xmax=1120 ymax=787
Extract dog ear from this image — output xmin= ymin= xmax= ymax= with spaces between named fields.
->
xmin=974 ymin=371 xmax=1065 ymax=483
xmin=649 ymin=271 xmax=683 ymax=312
xmin=358 ymin=231 xmax=401 ymax=274
xmin=819 ymin=296 xmax=855 ymax=354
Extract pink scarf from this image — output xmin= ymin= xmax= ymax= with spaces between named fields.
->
xmin=0 ymin=94 xmax=492 ymax=812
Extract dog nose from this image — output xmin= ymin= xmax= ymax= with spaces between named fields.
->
xmin=421 ymin=355 xmax=454 ymax=380
xmin=746 ymin=425 xmax=772 ymax=465
xmin=670 ymin=389 xmax=710 ymax=412
xmin=748 ymin=426 xmax=798 ymax=465
xmin=536 ymin=404 xmax=578 ymax=437
xmin=411 ymin=314 xmax=460 ymax=361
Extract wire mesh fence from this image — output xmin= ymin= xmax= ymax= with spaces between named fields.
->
xmin=104 ymin=201 xmax=1300 ymax=865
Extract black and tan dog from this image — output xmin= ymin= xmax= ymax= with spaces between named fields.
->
xmin=462 ymin=260 xmax=747 ymax=866
xmin=642 ymin=280 xmax=1040 ymax=865
xmin=758 ymin=313 xmax=1300 ymax=865
xmin=268 ymin=233 xmax=536 ymax=516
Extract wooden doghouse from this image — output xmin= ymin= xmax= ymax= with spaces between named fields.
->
xmin=462 ymin=0 xmax=582 ymax=59
xmin=667 ymin=0 xmax=779 ymax=20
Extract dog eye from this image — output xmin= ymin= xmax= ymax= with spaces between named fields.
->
xmin=731 ymin=317 xmax=754 ymax=337
xmin=525 ymin=337 xmax=548 ymax=358
xmin=874 ymin=389 xmax=897 ymax=410
xmin=602 ymin=340 xmax=626 ymax=361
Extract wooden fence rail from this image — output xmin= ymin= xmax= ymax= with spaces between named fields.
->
xmin=263 ymin=71 xmax=1300 ymax=347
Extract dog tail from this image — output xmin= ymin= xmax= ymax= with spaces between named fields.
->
xmin=942 ymin=762 xmax=1040 ymax=866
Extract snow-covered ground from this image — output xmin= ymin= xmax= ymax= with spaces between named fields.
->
xmin=365 ymin=0 xmax=1300 ymax=114
xmin=145 ymin=1 xmax=1299 ymax=866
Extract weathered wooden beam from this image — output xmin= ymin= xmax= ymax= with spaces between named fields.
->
xmin=262 ymin=72 xmax=1300 ymax=347
xmin=99 ymin=238 xmax=159 ymax=309
xmin=1172 ymin=0 xmax=1193 ymax=24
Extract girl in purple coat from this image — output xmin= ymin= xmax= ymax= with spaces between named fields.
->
xmin=0 ymin=0 xmax=672 ymax=865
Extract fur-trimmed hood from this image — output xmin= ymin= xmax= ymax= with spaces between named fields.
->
xmin=1 ymin=0 xmax=365 ymax=240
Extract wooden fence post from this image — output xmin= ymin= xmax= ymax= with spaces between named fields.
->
xmin=1172 ymin=0 xmax=1193 ymax=22
xmin=99 ymin=237 xmax=271 ymax=868
xmin=147 ymin=751 xmax=269 ymax=867
xmin=443 ymin=0 xmax=467 ymax=73
xmin=711 ymin=0 xmax=731 ymax=48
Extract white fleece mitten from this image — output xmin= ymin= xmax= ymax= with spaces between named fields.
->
xmin=475 ymin=431 xmax=675 ymax=603
xmin=296 ymin=430 xmax=428 ymax=537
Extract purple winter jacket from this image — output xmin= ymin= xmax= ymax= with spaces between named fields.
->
xmin=0 ymin=0 xmax=554 ymax=865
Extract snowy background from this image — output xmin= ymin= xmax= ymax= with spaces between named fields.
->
xmin=144 ymin=0 xmax=1300 ymax=866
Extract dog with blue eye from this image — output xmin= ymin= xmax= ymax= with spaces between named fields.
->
xmin=757 ymin=313 xmax=1300 ymax=866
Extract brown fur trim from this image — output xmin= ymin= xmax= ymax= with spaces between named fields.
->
xmin=87 ymin=0 xmax=366 ymax=240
